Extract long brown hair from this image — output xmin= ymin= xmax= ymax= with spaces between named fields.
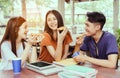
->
xmin=0 ymin=16 xmax=26 ymax=58
xmin=44 ymin=10 xmax=64 ymax=40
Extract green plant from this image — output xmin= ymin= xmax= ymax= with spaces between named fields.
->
xmin=115 ymin=29 xmax=120 ymax=59
xmin=115 ymin=29 xmax=120 ymax=48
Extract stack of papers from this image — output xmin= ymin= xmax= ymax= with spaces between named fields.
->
xmin=53 ymin=58 xmax=77 ymax=66
xmin=61 ymin=65 xmax=97 ymax=78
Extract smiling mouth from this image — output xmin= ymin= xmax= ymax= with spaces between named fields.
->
xmin=51 ymin=24 xmax=57 ymax=27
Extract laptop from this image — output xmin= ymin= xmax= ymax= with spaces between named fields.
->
xmin=26 ymin=61 xmax=63 ymax=76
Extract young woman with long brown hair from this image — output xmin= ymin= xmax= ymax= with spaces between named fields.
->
xmin=0 ymin=16 xmax=42 ymax=70
xmin=37 ymin=10 xmax=73 ymax=63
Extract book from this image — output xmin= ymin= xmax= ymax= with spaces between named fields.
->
xmin=53 ymin=58 xmax=77 ymax=66
xmin=63 ymin=65 xmax=97 ymax=78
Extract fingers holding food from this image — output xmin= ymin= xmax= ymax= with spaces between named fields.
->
xmin=76 ymin=33 xmax=85 ymax=39
xmin=27 ymin=33 xmax=44 ymax=44
xmin=57 ymin=26 xmax=68 ymax=35
xmin=57 ymin=26 xmax=65 ymax=31
xmin=57 ymin=26 xmax=65 ymax=33
xmin=76 ymin=33 xmax=86 ymax=45
xmin=36 ymin=34 xmax=44 ymax=42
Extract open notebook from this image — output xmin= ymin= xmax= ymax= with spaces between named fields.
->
xmin=53 ymin=58 xmax=77 ymax=66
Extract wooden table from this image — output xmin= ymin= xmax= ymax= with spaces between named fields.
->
xmin=0 ymin=63 xmax=120 ymax=78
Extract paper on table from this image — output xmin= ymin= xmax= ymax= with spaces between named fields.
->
xmin=53 ymin=58 xmax=77 ymax=66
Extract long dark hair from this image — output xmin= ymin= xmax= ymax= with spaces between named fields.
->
xmin=44 ymin=10 xmax=64 ymax=40
xmin=0 ymin=16 xmax=26 ymax=58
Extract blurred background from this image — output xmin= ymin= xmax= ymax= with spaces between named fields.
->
xmin=0 ymin=0 xmax=120 ymax=40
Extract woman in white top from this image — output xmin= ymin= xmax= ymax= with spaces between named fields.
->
xmin=0 ymin=16 xmax=41 ymax=70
